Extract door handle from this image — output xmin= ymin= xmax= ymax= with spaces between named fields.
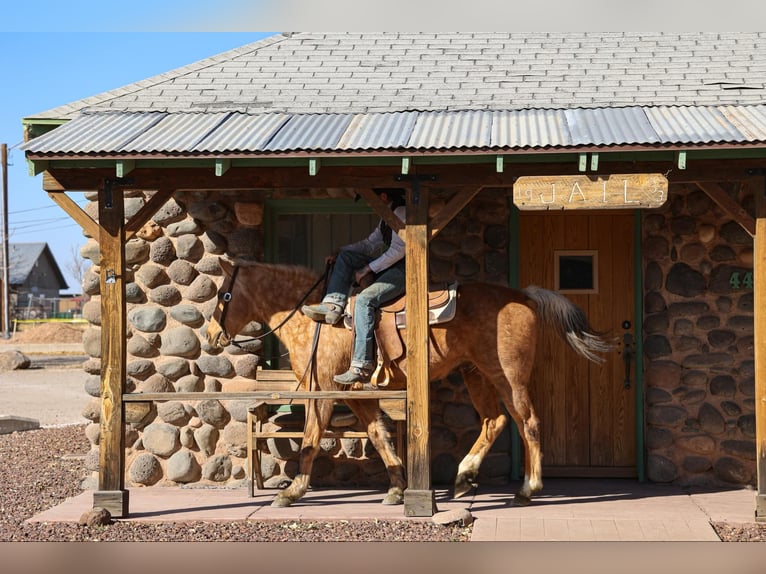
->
xmin=620 ymin=320 xmax=634 ymax=390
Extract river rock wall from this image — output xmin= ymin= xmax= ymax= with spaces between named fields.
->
xmin=643 ymin=182 xmax=756 ymax=487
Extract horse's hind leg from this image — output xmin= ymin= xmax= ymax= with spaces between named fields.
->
xmin=454 ymin=366 xmax=508 ymax=498
xmin=494 ymin=379 xmax=543 ymax=506
xmin=271 ymin=398 xmax=334 ymax=508
xmin=345 ymin=399 xmax=406 ymax=505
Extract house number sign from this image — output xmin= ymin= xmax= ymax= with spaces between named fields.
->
xmin=513 ymin=173 xmax=669 ymax=211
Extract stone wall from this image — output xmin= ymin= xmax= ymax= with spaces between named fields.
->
xmin=643 ymin=182 xmax=756 ymax=487
xmin=78 ymin=188 xmax=511 ymax=489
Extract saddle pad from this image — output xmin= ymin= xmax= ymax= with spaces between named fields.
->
xmin=394 ymin=281 xmax=459 ymax=329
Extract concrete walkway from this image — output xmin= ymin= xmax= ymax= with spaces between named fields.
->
xmin=28 ymin=478 xmax=759 ymax=541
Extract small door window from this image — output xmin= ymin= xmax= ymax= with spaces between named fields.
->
xmin=555 ymin=250 xmax=598 ymax=294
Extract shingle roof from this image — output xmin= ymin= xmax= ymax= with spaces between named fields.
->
xmin=26 ymin=32 xmax=766 ymax=121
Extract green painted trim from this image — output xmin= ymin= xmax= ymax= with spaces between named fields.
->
xmin=508 ymin=199 xmax=522 ymax=481
xmin=633 ymin=210 xmax=646 ymax=482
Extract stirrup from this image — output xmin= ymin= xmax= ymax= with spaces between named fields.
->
xmin=333 ymin=366 xmax=372 ymax=385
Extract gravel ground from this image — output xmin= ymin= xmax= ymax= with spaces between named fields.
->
xmin=1 ymin=420 xmax=765 ymax=542
xmin=0 ymin=424 xmax=472 ymax=542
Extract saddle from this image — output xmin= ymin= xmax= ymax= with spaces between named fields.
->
xmin=342 ymin=281 xmax=459 ymax=388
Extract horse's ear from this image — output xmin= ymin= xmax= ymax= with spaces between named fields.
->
xmin=219 ymin=257 xmax=234 ymax=276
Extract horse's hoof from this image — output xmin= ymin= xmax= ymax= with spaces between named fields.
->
xmin=453 ymin=477 xmax=477 ymax=499
xmin=511 ymin=494 xmax=532 ymax=507
xmin=382 ymin=492 xmax=404 ymax=505
xmin=271 ymin=496 xmax=293 ymax=508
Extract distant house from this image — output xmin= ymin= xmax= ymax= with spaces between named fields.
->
xmin=5 ymin=242 xmax=68 ymax=318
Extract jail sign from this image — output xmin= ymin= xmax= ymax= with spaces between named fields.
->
xmin=513 ymin=173 xmax=668 ymax=210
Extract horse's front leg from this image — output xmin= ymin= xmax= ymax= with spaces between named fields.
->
xmin=346 ymin=399 xmax=406 ymax=505
xmin=271 ymin=399 xmax=334 ymax=508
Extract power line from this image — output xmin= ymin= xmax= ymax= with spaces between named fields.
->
xmin=11 ymin=200 xmax=88 ymax=215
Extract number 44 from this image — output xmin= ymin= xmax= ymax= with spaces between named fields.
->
xmin=730 ymin=272 xmax=754 ymax=289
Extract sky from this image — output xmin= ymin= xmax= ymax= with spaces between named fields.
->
xmin=1 ymin=1 xmax=764 ymax=294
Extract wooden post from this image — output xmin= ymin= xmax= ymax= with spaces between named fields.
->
xmin=755 ymin=180 xmax=766 ymax=522
xmin=403 ymin=179 xmax=435 ymax=516
xmin=94 ymin=182 xmax=129 ymax=517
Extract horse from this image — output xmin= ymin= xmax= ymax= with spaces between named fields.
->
xmin=205 ymin=258 xmax=613 ymax=508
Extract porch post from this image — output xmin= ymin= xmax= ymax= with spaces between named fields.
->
xmin=755 ymin=180 xmax=766 ymax=522
xmin=94 ymin=182 xmax=129 ymax=517
xmin=403 ymin=178 xmax=435 ymax=516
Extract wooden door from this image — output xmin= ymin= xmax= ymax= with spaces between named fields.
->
xmin=519 ymin=211 xmax=636 ymax=477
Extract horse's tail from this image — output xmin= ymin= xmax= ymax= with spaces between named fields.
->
xmin=522 ymin=285 xmax=615 ymax=363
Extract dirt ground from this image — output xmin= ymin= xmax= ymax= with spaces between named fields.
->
xmin=1 ymin=323 xmax=85 ymax=344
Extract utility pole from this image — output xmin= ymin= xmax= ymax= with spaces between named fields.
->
xmin=1 ymin=143 xmax=10 ymax=338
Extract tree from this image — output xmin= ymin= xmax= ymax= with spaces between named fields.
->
xmin=64 ymin=243 xmax=92 ymax=301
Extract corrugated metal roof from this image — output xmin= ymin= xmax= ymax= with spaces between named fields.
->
xmin=192 ymin=112 xmax=290 ymax=152
xmin=718 ymin=105 xmax=766 ymax=141
xmin=20 ymin=106 xmax=766 ymax=157
xmin=263 ymin=113 xmax=354 ymax=152
xmin=643 ymin=106 xmax=744 ymax=144
xmin=491 ymin=109 xmax=570 ymax=149
xmin=336 ymin=112 xmax=419 ymax=150
xmin=408 ymin=111 xmax=493 ymax=149
xmin=565 ymin=107 xmax=661 ymax=146
xmin=122 ymin=112 xmax=231 ymax=153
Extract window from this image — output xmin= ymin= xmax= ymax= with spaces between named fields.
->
xmin=554 ymin=250 xmax=598 ymax=294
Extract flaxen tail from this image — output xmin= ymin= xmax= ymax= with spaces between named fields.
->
xmin=522 ymin=285 xmax=615 ymax=363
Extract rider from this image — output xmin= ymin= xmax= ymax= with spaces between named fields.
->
xmin=301 ymin=188 xmax=406 ymax=385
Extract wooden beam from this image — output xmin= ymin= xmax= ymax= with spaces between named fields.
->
xmin=755 ymin=178 xmax=766 ymax=522
xmin=403 ymin=181 xmax=435 ymax=517
xmin=401 ymin=157 xmax=410 ymax=175
xmin=354 ymin=188 xmax=404 ymax=233
xmin=124 ymin=390 xmax=406 ymax=401
xmin=578 ymin=153 xmax=587 ymax=172
xmin=96 ymin=184 xmax=129 ymax=518
xmin=47 ymin=192 xmax=99 ymax=238
xmin=40 ymin=162 xmax=766 ymax=193
xmin=308 ymin=158 xmax=320 ymax=176
xmin=496 ymin=155 xmax=504 ymax=173
xmin=695 ymin=182 xmax=756 ymax=237
xmin=124 ymin=188 xmax=175 ymax=240
xmin=590 ymin=152 xmax=599 ymax=171
xmin=429 ymin=186 xmax=483 ymax=240
xmin=676 ymin=151 xmax=687 ymax=170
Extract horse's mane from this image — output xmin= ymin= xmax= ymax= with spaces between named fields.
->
xmin=229 ymin=258 xmax=321 ymax=286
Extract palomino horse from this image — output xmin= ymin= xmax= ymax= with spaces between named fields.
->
xmin=205 ymin=258 xmax=612 ymax=508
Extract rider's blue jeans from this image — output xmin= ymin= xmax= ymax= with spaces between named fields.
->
xmin=323 ymin=250 xmax=406 ymax=370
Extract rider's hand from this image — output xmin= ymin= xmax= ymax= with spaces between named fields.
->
xmin=354 ymin=265 xmax=371 ymax=285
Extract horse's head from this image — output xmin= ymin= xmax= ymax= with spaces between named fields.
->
xmin=205 ymin=258 xmax=252 ymax=349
